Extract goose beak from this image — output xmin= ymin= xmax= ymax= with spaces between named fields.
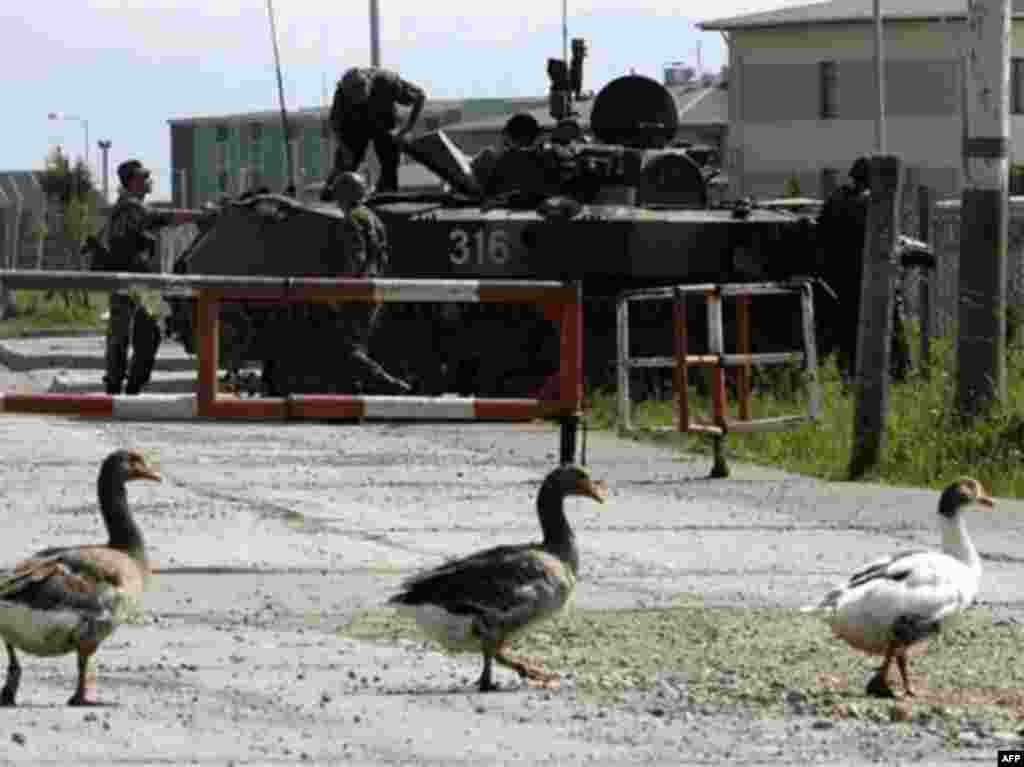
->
xmin=579 ymin=478 xmax=606 ymax=504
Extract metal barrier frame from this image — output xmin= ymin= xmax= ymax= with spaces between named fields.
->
xmin=616 ymin=281 xmax=820 ymax=471
xmin=0 ymin=271 xmax=584 ymax=463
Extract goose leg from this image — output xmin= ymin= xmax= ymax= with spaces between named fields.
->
xmin=895 ymin=650 xmax=916 ymax=697
xmin=1 ymin=641 xmax=21 ymax=706
xmin=495 ymin=644 xmax=559 ymax=686
xmin=67 ymin=640 xmax=100 ymax=706
xmin=477 ymin=650 xmax=498 ymax=693
xmin=866 ymin=644 xmax=897 ymax=698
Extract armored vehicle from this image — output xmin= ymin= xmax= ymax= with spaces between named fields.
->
xmin=167 ymin=64 xmax=819 ymax=398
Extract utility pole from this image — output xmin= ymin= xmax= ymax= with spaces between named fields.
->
xmin=958 ymin=0 xmax=1010 ymax=415
xmin=562 ymin=0 xmax=568 ymax=69
xmin=97 ymin=140 xmax=112 ymax=203
xmin=872 ymin=0 xmax=886 ymax=153
xmin=848 ymin=156 xmax=902 ymax=480
xmin=369 ymin=0 xmax=381 ymax=66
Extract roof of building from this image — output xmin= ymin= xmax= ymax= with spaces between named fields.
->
xmin=167 ymin=96 xmax=549 ymax=128
xmin=700 ymin=0 xmax=1024 ymax=30
xmin=677 ymin=87 xmax=728 ymax=127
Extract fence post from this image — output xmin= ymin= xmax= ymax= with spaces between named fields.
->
xmin=196 ymin=290 xmax=220 ymax=417
xmin=558 ymin=280 xmax=583 ymax=465
xmin=735 ymin=294 xmax=752 ymax=421
xmin=616 ymin=292 xmax=631 ymax=432
xmin=849 ymin=154 xmax=902 ymax=480
xmin=917 ymin=185 xmax=933 ymax=377
xmin=673 ymin=287 xmax=688 ymax=433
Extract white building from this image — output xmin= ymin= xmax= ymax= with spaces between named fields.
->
xmin=699 ymin=0 xmax=1024 ymax=199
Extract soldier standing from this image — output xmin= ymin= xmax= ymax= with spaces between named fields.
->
xmin=323 ymin=67 xmax=426 ymax=196
xmin=100 ymin=160 xmax=205 ymax=395
xmin=816 ymin=157 xmax=911 ymax=381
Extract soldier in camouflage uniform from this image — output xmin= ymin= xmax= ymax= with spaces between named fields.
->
xmin=331 ymin=172 xmax=412 ymax=394
xmin=323 ymin=67 xmax=426 ymax=196
xmin=101 ymin=160 xmax=205 ymax=395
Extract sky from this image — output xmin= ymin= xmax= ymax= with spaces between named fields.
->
xmin=6 ymin=0 xmax=814 ymax=201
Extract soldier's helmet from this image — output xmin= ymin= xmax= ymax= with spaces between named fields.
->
xmin=340 ymin=67 xmax=372 ymax=104
xmin=848 ymin=156 xmax=871 ymax=185
xmin=332 ymin=172 xmax=369 ymax=206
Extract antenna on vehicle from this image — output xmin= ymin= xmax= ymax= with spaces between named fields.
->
xmin=266 ymin=0 xmax=297 ymax=196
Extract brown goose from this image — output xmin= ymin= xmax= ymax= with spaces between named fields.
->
xmin=389 ymin=464 xmax=605 ymax=692
xmin=0 ymin=450 xmax=161 ymax=706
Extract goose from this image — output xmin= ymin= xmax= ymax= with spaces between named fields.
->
xmin=0 ymin=450 xmax=161 ymax=706
xmin=802 ymin=477 xmax=992 ymax=698
xmin=389 ymin=464 xmax=605 ymax=692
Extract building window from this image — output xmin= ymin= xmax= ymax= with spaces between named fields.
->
xmin=214 ymin=142 xmax=227 ymax=172
xmin=1013 ymin=58 xmax=1024 ymax=114
xmin=819 ymin=61 xmax=838 ymax=119
xmin=249 ymin=122 xmax=263 ymax=142
xmin=217 ymin=171 xmax=229 ymax=193
xmin=215 ymin=124 xmax=229 ymax=142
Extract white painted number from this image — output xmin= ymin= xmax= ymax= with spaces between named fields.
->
xmin=449 ymin=227 xmax=512 ymax=266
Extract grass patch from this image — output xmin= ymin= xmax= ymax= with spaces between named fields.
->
xmin=341 ymin=604 xmax=1024 ymax=731
xmin=591 ymin=332 xmax=1024 ymax=498
xmin=0 ymin=289 xmax=106 ymax=335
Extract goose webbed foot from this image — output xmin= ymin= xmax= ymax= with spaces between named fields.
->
xmin=496 ymin=646 xmax=560 ymax=686
xmin=1 ymin=642 xmax=20 ymax=706
xmin=865 ymin=671 xmax=896 ymax=698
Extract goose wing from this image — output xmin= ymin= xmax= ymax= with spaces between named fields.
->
xmin=390 ymin=543 xmax=572 ymax=617
xmin=811 ymin=549 xmax=977 ymax=621
xmin=0 ymin=546 xmax=143 ymax=616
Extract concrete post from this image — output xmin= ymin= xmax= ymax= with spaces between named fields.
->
xmin=957 ymin=0 xmax=1010 ymax=415
xmin=918 ymin=185 xmax=933 ymax=376
xmin=849 ymin=154 xmax=902 ymax=480
xmin=97 ymin=141 xmax=112 ymax=204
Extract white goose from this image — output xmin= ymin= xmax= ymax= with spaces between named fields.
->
xmin=802 ymin=477 xmax=992 ymax=698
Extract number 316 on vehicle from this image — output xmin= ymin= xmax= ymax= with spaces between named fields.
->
xmin=448 ymin=227 xmax=513 ymax=266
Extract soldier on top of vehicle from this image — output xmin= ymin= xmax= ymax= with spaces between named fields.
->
xmin=470 ymin=113 xmax=543 ymax=196
xmin=323 ymin=66 xmax=426 ymax=197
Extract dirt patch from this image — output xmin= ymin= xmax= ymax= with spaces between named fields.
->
xmin=341 ymin=604 xmax=1024 ymax=734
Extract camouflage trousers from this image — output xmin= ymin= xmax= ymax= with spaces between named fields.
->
xmin=104 ymin=292 xmax=161 ymax=395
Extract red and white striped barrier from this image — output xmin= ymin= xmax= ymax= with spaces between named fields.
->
xmin=0 ymin=393 xmax=568 ymax=422
xmin=0 ymin=273 xmax=584 ymax=463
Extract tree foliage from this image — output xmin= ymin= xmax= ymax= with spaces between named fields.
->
xmin=37 ymin=146 xmax=99 ymax=306
xmin=39 ymin=146 xmax=96 ymax=205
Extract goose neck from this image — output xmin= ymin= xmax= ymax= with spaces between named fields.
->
xmin=98 ymin=468 xmax=145 ymax=556
xmin=941 ymin=513 xmax=980 ymax=572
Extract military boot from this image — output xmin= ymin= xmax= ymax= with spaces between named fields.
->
xmin=349 ymin=348 xmax=412 ymax=395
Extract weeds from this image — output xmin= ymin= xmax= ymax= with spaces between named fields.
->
xmin=0 ymin=289 xmax=106 ymax=335
xmin=591 ymin=332 xmax=1024 ymax=498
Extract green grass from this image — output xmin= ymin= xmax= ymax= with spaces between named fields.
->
xmin=591 ymin=332 xmax=1024 ymax=499
xmin=341 ymin=605 xmax=1024 ymax=731
xmin=0 ymin=289 xmax=106 ymax=335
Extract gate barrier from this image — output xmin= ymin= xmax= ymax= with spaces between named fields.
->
xmin=615 ymin=281 xmax=820 ymax=477
xmin=0 ymin=271 xmax=584 ymax=464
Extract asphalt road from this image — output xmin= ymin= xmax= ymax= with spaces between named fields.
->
xmin=0 ymin=335 xmax=1022 ymax=766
